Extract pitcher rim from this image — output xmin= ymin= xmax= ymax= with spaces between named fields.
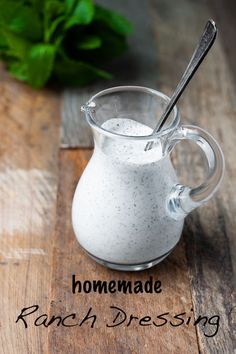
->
xmin=82 ymin=86 xmax=180 ymax=141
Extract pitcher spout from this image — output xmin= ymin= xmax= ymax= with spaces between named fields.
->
xmin=81 ymin=101 xmax=96 ymax=113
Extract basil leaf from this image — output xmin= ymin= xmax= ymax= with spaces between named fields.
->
xmin=44 ymin=1 xmax=65 ymax=41
xmin=27 ymin=0 xmax=42 ymax=13
xmin=0 ymin=1 xmax=21 ymax=25
xmin=65 ymin=0 xmax=76 ymax=14
xmin=77 ymin=29 xmax=128 ymax=63
xmin=77 ymin=35 xmax=101 ymax=50
xmin=44 ymin=0 xmax=64 ymax=22
xmin=53 ymin=54 xmax=111 ymax=86
xmin=8 ymin=6 xmax=42 ymax=41
xmin=45 ymin=15 xmax=66 ymax=43
xmin=2 ymin=30 xmax=31 ymax=59
xmin=6 ymin=42 xmax=56 ymax=87
xmin=65 ymin=0 xmax=94 ymax=28
xmin=94 ymin=5 xmax=133 ymax=36
xmin=0 ymin=35 xmax=7 ymax=48
xmin=8 ymin=60 xmax=28 ymax=81
xmin=27 ymin=43 xmax=56 ymax=88
xmin=0 ymin=1 xmax=42 ymax=41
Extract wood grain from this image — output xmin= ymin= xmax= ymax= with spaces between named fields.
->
xmin=48 ymin=150 xmax=199 ymax=354
xmin=0 ymin=67 xmax=60 ymax=354
xmin=208 ymin=0 xmax=236 ymax=93
xmin=61 ymin=0 xmax=158 ymax=148
xmin=152 ymin=0 xmax=236 ymax=352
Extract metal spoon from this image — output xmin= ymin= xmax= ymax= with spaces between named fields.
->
xmin=145 ymin=19 xmax=217 ymax=151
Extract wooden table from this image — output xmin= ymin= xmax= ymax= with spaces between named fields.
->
xmin=0 ymin=0 xmax=235 ymax=353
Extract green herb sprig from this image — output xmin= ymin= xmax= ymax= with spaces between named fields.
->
xmin=0 ymin=0 xmax=132 ymax=88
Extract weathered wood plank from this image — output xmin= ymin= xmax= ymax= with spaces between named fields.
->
xmin=0 ymin=67 xmax=60 ymax=353
xmin=152 ymin=0 xmax=236 ymax=352
xmin=208 ymin=0 xmax=236 ymax=92
xmin=48 ymin=150 xmax=199 ymax=354
xmin=61 ymin=0 xmax=158 ymax=148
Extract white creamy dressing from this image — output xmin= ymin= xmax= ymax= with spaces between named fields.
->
xmin=72 ymin=118 xmax=184 ymax=264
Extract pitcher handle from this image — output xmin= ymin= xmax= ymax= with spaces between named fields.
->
xmin=167 ymin=125 xmax=225 ymax=220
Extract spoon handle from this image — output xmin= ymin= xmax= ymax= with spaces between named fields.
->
xmin=145 ymin=19 xmax=217 ymax=151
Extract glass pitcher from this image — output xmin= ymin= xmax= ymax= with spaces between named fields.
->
xmin=72 ymin=86 xmax=224 ymax=271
